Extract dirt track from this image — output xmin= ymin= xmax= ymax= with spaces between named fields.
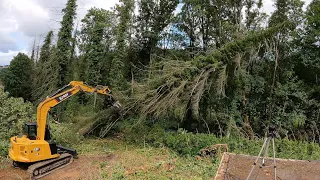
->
xmin=0 ymin=155 xmax=114 ymax=180
xmin=215 ymin=153 xmax=320 ymax=180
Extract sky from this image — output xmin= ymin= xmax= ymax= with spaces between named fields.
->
xmin=0 ymin=0 xmax=313 ymax=65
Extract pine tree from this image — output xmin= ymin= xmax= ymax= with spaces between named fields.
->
xmin=33 ymin=31 xmax=56 ymax=102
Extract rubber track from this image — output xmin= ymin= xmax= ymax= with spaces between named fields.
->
xmin=27 ymin=153 xmax=73 ymax=179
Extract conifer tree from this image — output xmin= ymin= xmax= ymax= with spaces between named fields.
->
xmin=33 ymin=31 xmax=56 ymax=102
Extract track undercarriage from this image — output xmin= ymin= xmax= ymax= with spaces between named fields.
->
xmin=27 ymin=153 xmax=73 ymax=179
xmin=13 ymin=145 xmax=78 ymax=179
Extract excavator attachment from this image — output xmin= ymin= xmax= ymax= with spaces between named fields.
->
xmin=112 ymin=101 xmax=122 ymax=109
xmin=107 ymin=96 xmax=122 ymax=110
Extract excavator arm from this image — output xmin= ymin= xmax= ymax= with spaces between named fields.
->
xmin=36 ymin=81 xmax=121 ymax=140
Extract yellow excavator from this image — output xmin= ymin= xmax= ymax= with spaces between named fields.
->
xmin=8 ymin=81 xmax=121 ymax=179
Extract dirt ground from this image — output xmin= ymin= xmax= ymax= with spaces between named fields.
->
xmin=0 ymin=154 xmax=115 ymax=180
xmin=215 ymin=153 xmax=320 ymax=180
xmin=0 ymin=138 xmax=216 ymax=180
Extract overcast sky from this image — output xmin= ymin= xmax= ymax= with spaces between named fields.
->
xmin=0 ymin=0 xmax=313 ymax=65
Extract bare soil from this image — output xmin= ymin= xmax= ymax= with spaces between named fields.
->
xmin=215 ymin=153 xmax=320 ymax=180
xmin=0 ymin=154 xmax=115 ymax=180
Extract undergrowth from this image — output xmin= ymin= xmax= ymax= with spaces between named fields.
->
xmin=123 ymin=122 xmax=320 ymax=160
xmin=74 ymin=138 xmax=219 ymax=179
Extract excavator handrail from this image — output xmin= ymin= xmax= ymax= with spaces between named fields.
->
xmin=49 ymin=84 xmax=71 ymax=98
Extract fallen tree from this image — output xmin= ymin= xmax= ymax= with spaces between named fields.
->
xmin=128 ymin=22 xmax=295 ymax=135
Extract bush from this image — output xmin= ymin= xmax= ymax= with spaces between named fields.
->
xmin=0 ymin=140 xmax=9 ymax=157
xmin=50 ymin=123 xmax=84 ymax=147
xmin=0 ymin=88 xmax=33 ymax=140
xmin=123 ymin=122 xmax=320 ymax=160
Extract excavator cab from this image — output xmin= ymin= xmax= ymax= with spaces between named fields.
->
xmin=23 ymin=122 xmax=37 ymax=140
xmin=23 ymin=123 xmax=52 ymax=141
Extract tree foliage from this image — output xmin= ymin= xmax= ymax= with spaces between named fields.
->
xmin=33 ymin=31 xmax=57 ymax=102
xmin=3 ymin=53 xmax=34 ymax=101
xmin=56 ymin=0 xmax=77 ymax=87
xmin=134 ymin=0 xmax=179 ymax=65
xmin=78 ymin=8 xmax=116 ymax=86
xmin=111 ymin=0 xmax=135 ymax=87
xmin=0 ymin=88 xmax=33 ymax=139
xmin=2 ymin=0 xmax=320 ymax=143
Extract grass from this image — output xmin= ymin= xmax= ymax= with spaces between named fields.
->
xmin=0 ymin=158 xmax=10 ymax=169
xmin=74 ymin=138 xmax=220 ymax=179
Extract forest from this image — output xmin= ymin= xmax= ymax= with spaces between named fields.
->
xmin=0 ymin=0 xmax=320 ymax=169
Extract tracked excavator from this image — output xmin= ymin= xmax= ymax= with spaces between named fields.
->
xmin=8 ymin=81 xmax=121 ymax=179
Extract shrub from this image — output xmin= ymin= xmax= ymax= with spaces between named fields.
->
xmin=0 ymin=140 xmax=9 ymax=157
xmin=0 ymin=88 xmax=33 ymax=140
xmin=124 ymin=122 xmax=320 ymax=160
xmin=50 ymin=123 xmax=84 ymax=147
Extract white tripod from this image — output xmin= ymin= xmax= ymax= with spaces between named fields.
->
xmin=246 ymin=127 xmax=277 ymax=180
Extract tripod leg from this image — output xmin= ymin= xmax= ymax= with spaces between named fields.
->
xmin=246 ymin=137 xmax=268 ymax=180
xmin=272 ymin=138 xmax=277 ymax=180
xmin=262 ymin=137 xmax=271 ymax=166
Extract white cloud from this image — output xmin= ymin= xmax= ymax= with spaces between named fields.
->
xmin=0 ymin=33 xmax=18 ymax=52
xmin=262 ymin=0 xmax=313 ymax=14
xmin=1 ymin=0 xmax=51 ymax=37
xmin=262 ymin=0 xmax=276 ymax=14
xmin=0 ymin=0 xmax=118 ymax=65
xmin=0 ymin=50 xmax=28 ymax=65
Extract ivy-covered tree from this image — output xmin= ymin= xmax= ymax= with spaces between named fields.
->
xmin=135 ymin=0 xmax=179 ymax=65
xmin=78 ymin=8 xmax=116 ymax=86
xmin=38 ymin=31 xmax=54 ymax=65
xmin=111 ymin=0 xmax=135 ymax=87
xmin=56 ymin=0 xmax=77 ymax=87
xmin=3 ymin=53 xmax=34 ymax=101
xmin=297 ymin=0 xmax=320 ymax=85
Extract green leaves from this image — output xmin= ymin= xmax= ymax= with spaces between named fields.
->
xmin=3 ymin=53 xmax=34 ymax=102
xmin=135 ymin=0 xmax=179 ymax=65
xmin=56 ymin=0 xmax=77 ymax=87
xmin=79 ymin=8 xmax=117 ymax=86
xmin=0 ymin=88 xmax=33 ymax=139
